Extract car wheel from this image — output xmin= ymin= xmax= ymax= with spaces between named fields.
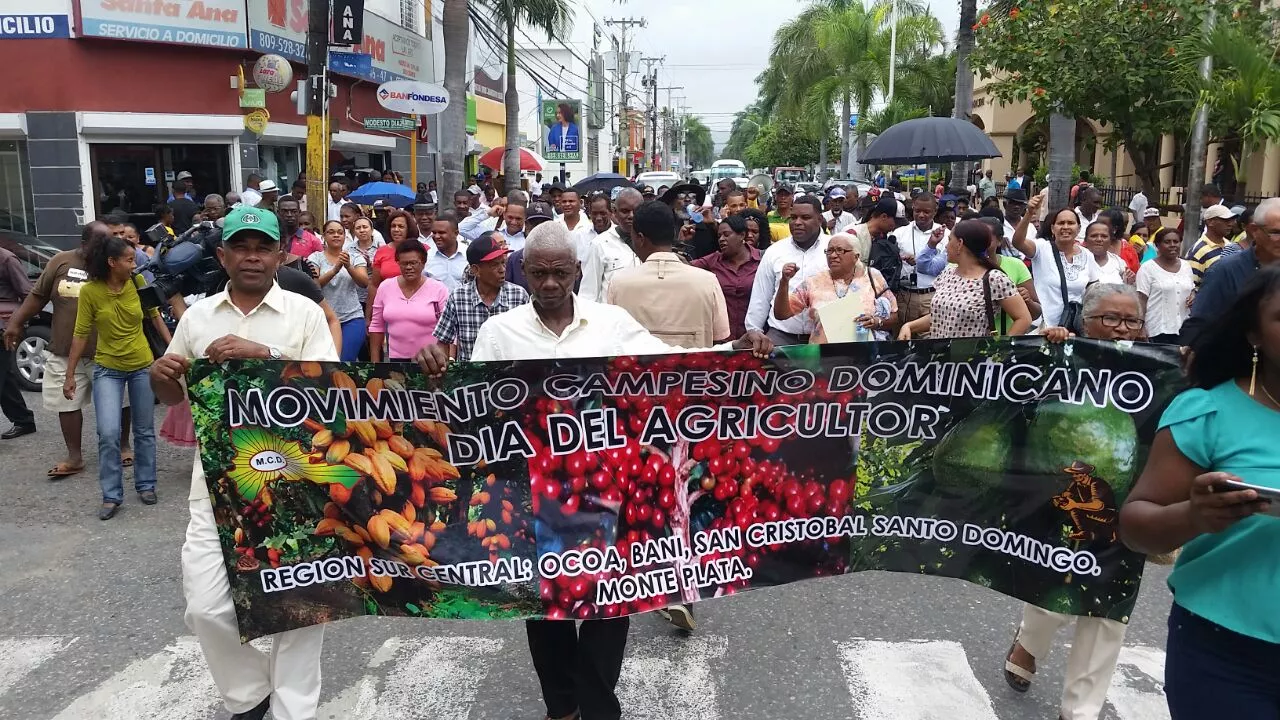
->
xmin=13 ymin=325 xmax=49 ymax=393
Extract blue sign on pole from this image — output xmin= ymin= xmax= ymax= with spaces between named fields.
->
xmin=329 ymin=51 xmax=373 ymax=75
xmin=0 ymin=14 xmax=71 ymax=39
xmin=849 ymin=114 xmax=859 ymax=129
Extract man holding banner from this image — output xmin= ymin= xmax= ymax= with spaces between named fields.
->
xmin=151 ymin=206 xmax=338 ymax=720
xmin=416 ymin=222 xmax=772 ymax=720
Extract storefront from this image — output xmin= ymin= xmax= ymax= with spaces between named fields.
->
xmin=0 ymin=115 xmax=33 ymax=235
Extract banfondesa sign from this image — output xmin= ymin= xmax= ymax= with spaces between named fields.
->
xmin=376 ymin=80 xmax=449 ymax=115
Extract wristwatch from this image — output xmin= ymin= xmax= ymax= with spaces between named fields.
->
xmin=268 ymin=346 xmax=282 ymax=360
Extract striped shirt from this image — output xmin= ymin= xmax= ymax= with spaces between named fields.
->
xmin=432 ymin=280 xmax=529 ymax=361
xmin=1186 ymin=235 xmax=1229 ymax=286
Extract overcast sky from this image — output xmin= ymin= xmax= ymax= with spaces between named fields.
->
xmin=567 ymin=0 xmax=963 ymax=142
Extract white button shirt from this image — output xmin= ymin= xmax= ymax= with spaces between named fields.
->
xmin=745 ymin=233 xmax=830 ymax=336
xmin=426 ymin=240 xmax=470 ymax=293
xmin=166 ymin=283 xmax=338 ymax=500
xmin=579 ymin=226 xmax=639 ymax=303
xmin=824 ymin=210 xmax=856 ymax=234
xmin=893 ymin=222 xmax=950 ymax=289
xmin=326 ymin=197 xmax=345 ymax=222
xmin=470 ymin=295 xmax=731 ymax=362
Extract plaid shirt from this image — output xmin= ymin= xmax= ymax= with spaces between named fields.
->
xmin=432 ymin=280 xmax=530 ymax=361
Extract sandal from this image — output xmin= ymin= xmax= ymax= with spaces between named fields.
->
xmin=1004 ymin=639 xmax=1035 ymax=693
xmin=121 ymin=451 xmax=134 ymax=467
xmin=47 ymin=462 xmax=84 ymax=478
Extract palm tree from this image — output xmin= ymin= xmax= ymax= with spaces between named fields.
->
xmin=488 ymin=0 xmax=572 ymax=185
xmin=683 ymin=117 xmax=715 ymax=169
xmin=1190 ymin=23 xmax=1280 ymax=200
xmin=440 ymin=0 xmax=470 ymax=195
xmin=948 ymin=0 xmax=978 ymax=193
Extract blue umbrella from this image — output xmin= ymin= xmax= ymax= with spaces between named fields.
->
xmin=344 ymin=181 xmax=417 ymax=208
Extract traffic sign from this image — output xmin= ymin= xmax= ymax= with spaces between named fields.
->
xmin=363 ymin=117 xmax=416 ymax=131
xmin=329 ymin=51 xmax=372 ymax=76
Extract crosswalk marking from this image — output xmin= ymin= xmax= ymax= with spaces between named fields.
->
xmin=0 ymin=636 xmax=76 ymax=699
xmin=1108 ymin=646 xmax=1168 ymax=720
xmin=838 ymin=639 xmax=999 ymax=720
xmin=616 ymin=635 xmax=729 ymax=720
xmin=0 ymin=632 xmax=1171 ymax=720
xmin=316 ymin=636 xmax=504 ymax=719
xmin=50 ymin=637 xmax=220 ymax=720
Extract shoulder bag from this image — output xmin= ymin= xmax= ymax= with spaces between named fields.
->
xmin=982 ymin=270 xmax=998 ymax=338
xmin=1050 ymin=243 xmax=1084 ymax=334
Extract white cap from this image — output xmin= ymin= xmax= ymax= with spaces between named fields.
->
xmin=1143 ymin=207 xmax=1161 ymax=218
xmin=259 ymin=180 xmax=279 ymax=193
xmin=1203 ymin=204 xmax=1239 ymax=221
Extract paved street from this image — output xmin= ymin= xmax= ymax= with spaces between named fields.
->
xmin=1 ymin=393 xmax=1174 ymax=720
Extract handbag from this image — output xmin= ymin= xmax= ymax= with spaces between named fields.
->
xmin=1050 ymin=242 xmax=1084 ymax=334
xmin=134 ymin=274 xmax=168 ymax=360
xmin=982 ymin=270 xmax=998 ymax=337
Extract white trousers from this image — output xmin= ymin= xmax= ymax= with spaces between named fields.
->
xmin=182 ymin=499 xmax=325 ymax=720
xmin=1017 ymin=603 xmax=1128 ymax=720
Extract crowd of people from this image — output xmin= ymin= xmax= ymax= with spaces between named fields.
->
xmin=0 ymin=160 xmax=1276 ymax=720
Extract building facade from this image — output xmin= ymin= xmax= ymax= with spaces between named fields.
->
xmin=0 ymin=0 xmax=436 ymax=248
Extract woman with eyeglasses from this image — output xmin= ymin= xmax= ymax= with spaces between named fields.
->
xmin=1119 ymin=267 xmax=1280 ymax=720
xmin=367 ymin=238 xmax=449 ymax=362
xmin=899 ymin=220 xmax=1032 ymax=340
xmin=1136 ymin=228 xmax=1195 ymax=344
xmin=1003 ymin=283 xmax=1148 ymax=720
xmin=771 ymin=232 xmax=897 ymax=343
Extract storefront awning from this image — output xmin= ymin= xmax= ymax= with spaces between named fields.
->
xmin=79 ymin=113 xmax=245 ymax=137
xmin=0 ymin=114 xmax=26 ymax=137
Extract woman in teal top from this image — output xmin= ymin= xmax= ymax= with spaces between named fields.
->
xmin=1121 ymin=265 xmax=1280 ymax=719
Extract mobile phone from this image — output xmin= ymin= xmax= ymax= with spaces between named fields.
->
xmin=1217 ymin=479 xmax=1280 ymax=517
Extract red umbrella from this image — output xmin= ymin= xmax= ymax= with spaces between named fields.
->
xmin=478 ymin=147 xmax=547 ymax=172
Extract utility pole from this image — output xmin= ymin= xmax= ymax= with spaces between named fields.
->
xmin=640 ymin=56 xmax=662 ymax=172
xmin=604 ymin=17 xmax=645 ymax=175
xmin=304 ymin=0 xmax=329 ymax=218
xmin=588 ymin=24 xmax=603 ymax=175
xmin=657 ymin=85 xmax=682 ymax=172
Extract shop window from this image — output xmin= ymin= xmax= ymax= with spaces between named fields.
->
xmin=261 ymin=145 xmax=302 ymax=193
xmin=0 ymin=140 xmax=34 ymax=236
xmin=90 ymin=144 xmax=230 ymax=227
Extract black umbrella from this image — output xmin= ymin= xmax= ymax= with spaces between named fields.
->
xmin=860 ymin=117 xmax=1001 ymax=165
xmin=571 ymin=172 xmax=635 ymax=195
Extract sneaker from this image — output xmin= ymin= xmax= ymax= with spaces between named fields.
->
xmin=98 ymin=503 xmax=120 ymax=520
xmin=664 ymin=603 xmax=696 ymax=632
xmin=138 ymin=490 xmax=158 ymax=505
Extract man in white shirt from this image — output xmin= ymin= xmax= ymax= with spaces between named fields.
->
xmin=326 ymin=181 xmax=346 ymax=222
xmin=1002 ymin=188 xmax=1036 ymax=254
xmin=891 ymin=193 xmax=949 ymax=324
xmin=413 ymin=226 xmax=769 ymax=720
xmin=240 ymin=173 xmax=263 ymax=208
xmin=572 ymin=194 xmax=613 ymax=262
xmin=530 ymin=172 xmax=544 ymax=198
xmin=1075 ymin=187 xmax=1103 ymax=240
xmin=823 ymin=187 xmax=857 ymax=234
xmin=150 ymin=206 xmax=335 ymax=720
xmin=459 ymin=194 xmax=528 ymax=250
xmin=427 ymin=211 xmax=470 ymax=292
xmin=746 ymin=196 xmax=830 ymax=345
xmin=580 ymin=187 xmax=641 ymax=302
xmin=1128 ymin=188 xmax=1148 ymax=227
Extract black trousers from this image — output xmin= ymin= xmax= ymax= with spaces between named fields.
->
xmin=526 ymin=617 xmax=630 ymax=720
xmin=0 ymin=345 xmax=33 ymax=427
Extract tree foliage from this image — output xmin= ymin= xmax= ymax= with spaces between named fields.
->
xmin=970 ymin=0 xmax=1256 ymax=195
xmin=1183 ymin=20 xmax=1280 ymax=198
xmin=721 ymin=102 xmax=767 ymax=161
xmin=683 ymin=116 xmax=716 ymax=169
xmin=744 ymin=120 xmax=841 ymax=168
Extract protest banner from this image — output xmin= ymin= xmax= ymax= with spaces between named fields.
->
xmin=187 ymin=338 xmax=1182 ymax=641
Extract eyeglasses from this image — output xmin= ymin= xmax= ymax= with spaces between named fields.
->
xmin=825 ymin=247 xmax=853 ymax=256
xmin=1086 ymin=314 xmax=1145 ymax=330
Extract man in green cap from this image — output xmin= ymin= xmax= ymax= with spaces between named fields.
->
xmin=151 ymin=205 xmax=337 ymax=720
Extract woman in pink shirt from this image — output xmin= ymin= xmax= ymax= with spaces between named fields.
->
xmin=367 ymin=238 xmax=449 ymax=361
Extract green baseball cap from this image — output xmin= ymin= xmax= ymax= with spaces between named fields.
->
xmin=222 ymin=206 xmax=280 ymax=245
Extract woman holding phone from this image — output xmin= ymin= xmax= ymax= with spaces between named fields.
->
xmin=1120 ymin=265 xmax=1280 ymax=718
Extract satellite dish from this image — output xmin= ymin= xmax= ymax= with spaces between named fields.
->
xmin=748 ymin=173 xmax=774 ymax=195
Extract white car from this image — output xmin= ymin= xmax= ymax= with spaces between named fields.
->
xmin=635 ymin=171 xmax=682 ymax=189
